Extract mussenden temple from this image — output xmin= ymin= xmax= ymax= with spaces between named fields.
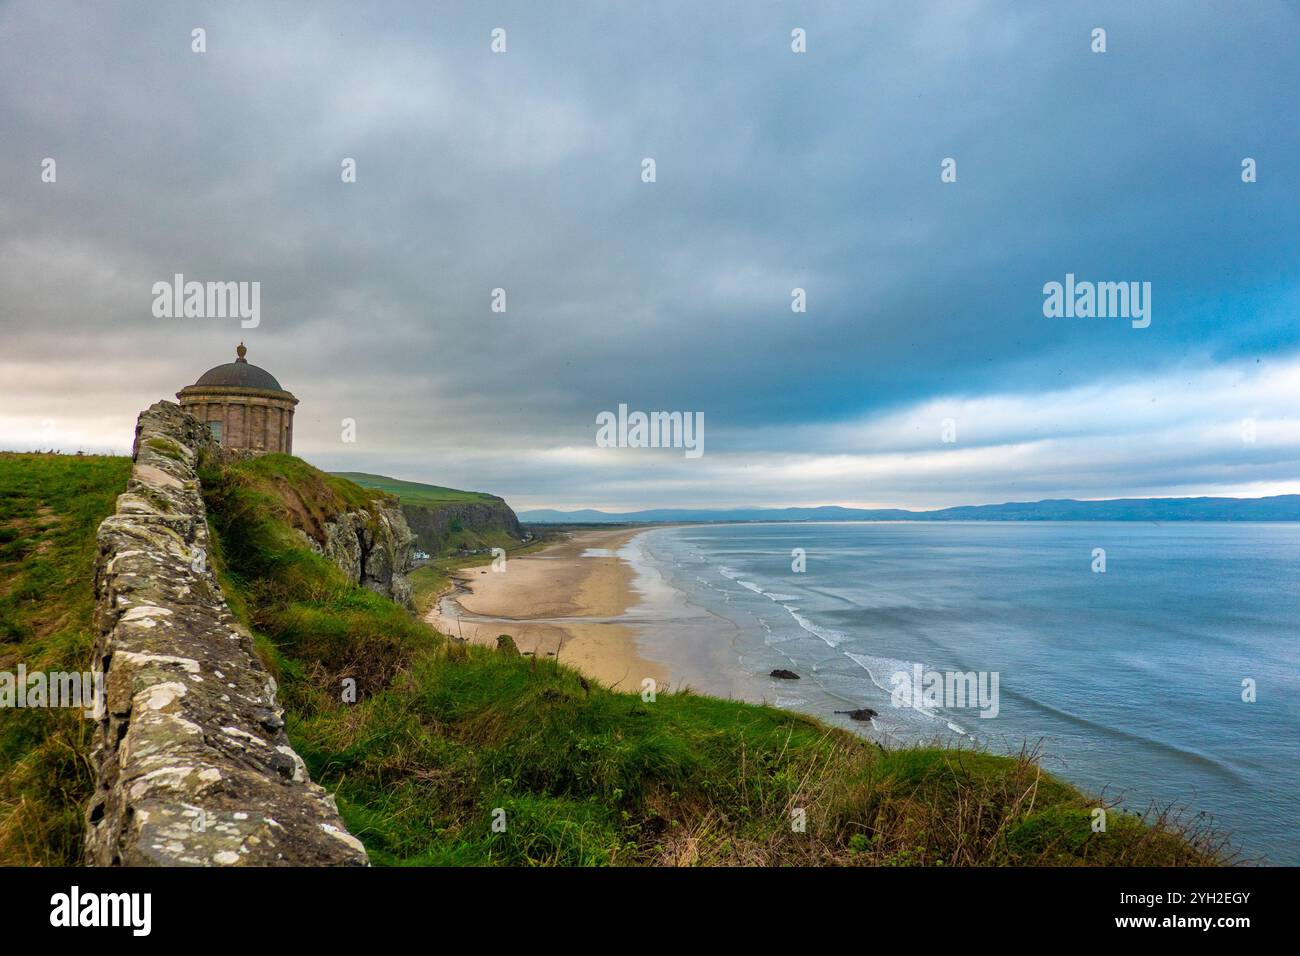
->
xmin=176 ymin=343 xmax=298 ymax=454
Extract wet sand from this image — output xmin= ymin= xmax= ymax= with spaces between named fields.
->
xmin=425 ymin=528 xmax=668 ymax=690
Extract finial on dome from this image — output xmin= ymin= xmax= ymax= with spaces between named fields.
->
xmin=236 ymin=342 xmax=247 ymax=363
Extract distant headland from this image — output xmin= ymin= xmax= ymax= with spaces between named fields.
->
xmin=519 ymin=495 xmax=1300 ymax=524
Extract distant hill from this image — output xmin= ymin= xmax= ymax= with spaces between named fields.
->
xmin=335 ymin=472 xmax=523 ymax=555
xmin=333 ymin=472 xmax=498 ymax=506
xmin=519 ymin=495 xmax=1300 ymax=524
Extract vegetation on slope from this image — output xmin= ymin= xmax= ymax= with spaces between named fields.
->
xmin=232 ymin=455 xmax=389 ymax=540
xmin=408 ymin=523 xmax=520 ymax=559
xmin=0 ymin=453 xmax=132 ymax=865
xmin=197 ymin=455 xmax=423 ymax=704
xmin=203 ymin=455 xmax=1228 ymax=866
xmin=333 ymin=472 xmax=496 ymax=507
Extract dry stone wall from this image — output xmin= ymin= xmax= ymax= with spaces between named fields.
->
xmin=85 ymin=401 xmax=368 ymax=866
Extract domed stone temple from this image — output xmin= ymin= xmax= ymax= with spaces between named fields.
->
xmin=177 ymin=343 xmax=298 ymax=454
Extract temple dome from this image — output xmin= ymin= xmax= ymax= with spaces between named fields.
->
xmin=177 ymin=343 xmax=298 ymax=455
xmin=191 ymin=343 xmax=287 ymax=392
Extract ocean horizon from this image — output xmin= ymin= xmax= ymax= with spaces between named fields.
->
xmin=620 ymin=521 xmax=1300 ymax=865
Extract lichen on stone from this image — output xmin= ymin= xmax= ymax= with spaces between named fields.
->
xmin=85 ymin=401 xmax=368 ymax=867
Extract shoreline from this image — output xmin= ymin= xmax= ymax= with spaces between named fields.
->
xmin=424 ymin=528 xmax=668 ymax=690
xmin=423 ymin=526 xmax=825 ymax=707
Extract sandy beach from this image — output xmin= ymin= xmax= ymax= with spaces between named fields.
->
xmin=425 ymin=528 xmax=668 ymax=690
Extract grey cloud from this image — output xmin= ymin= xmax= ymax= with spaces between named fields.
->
xmin=2 ymin=1 xmax=1297 ymax=509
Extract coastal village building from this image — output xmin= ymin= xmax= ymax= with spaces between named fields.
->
xmin=177 ymin=343 xmax=298 ymax=454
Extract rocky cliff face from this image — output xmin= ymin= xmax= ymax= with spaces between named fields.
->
xmin=85 ymin=402 xmax=368 ymax=866
xmin=296 ymin=507 xmax=415 ymax=610
xmin=401 ymin=499 xmax=523 ymax=554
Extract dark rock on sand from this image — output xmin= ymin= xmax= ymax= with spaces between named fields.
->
xmin=770 ymin=669 xmax=801 ymax=680
xmin=834 ymin=708 xmax=879 ymax=721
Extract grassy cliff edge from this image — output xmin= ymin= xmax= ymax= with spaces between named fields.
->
xmin=208 ymin=456 xmax=1227 ymax=866
xmin=0 ymin=451 xmax=1230 ymax=866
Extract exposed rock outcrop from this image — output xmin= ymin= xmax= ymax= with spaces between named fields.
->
xmin=85 ymin=401 xmax=368 ymax=866
xmin=290 ymin=506 xmax=414 ymax=610
xmin=401 ymin=499 xmax=522 ymax=554
xmin=323 ymin=509 xmax=415 ymax=610
xmin=292 ymin=503 xmax=416 ymax=610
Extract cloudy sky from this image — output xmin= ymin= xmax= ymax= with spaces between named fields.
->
xmin=2 ymin=1 xmax=1297 ymax=511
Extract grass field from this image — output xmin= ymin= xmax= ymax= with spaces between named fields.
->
xmin=333 ymin=472 xmax=499 ymax=507
xmin=0 ymin=452 xmax=131 ymax=865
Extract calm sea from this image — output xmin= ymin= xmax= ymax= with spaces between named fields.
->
xmin=626 ymin=522 xmax=1300 ymax=864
